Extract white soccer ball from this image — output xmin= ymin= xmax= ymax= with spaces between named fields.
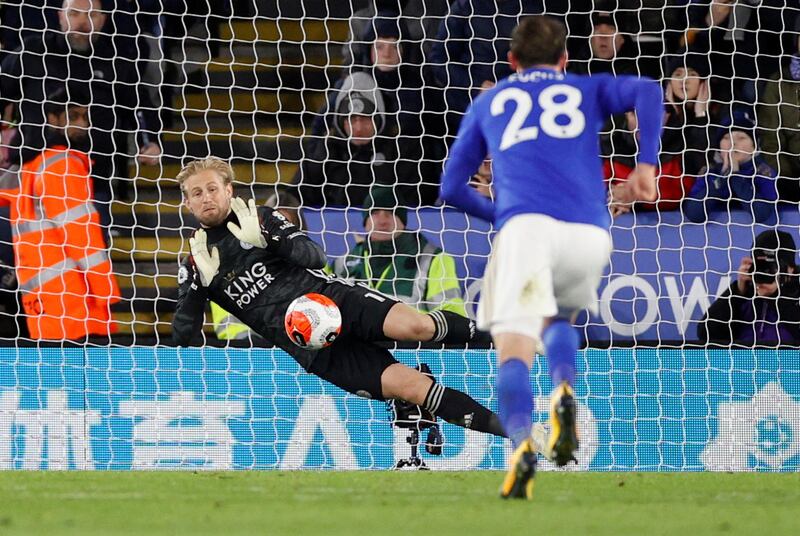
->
xmin=284 ymin=293 xmax=342 ymax=350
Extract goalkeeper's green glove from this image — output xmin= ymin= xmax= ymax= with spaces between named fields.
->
xmin=227 ymin=197 xmax=268 ymax=249
xmin=189 ymin=228 xmax=220 ymax=287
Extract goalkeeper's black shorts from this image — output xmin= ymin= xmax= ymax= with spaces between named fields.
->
xmin=308 ymin=335 xmax=398 ymax=401
xmin=279 ymin=280 xmax=401 ymax=397
xmin=320 ymin=280 xmax=400 ymax=342
xmin=305 ymin=281 xmax=402 ymax=401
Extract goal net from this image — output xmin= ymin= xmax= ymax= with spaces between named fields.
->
xmin=0 ymin=0 xmax=797 ymax=471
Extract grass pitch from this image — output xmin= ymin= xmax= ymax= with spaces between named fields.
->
xmin=0 ymin=471 xmax=795 ymax=535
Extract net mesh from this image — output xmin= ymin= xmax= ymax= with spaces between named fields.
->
xmin=0 ymin=1 xmax=797 ymax=471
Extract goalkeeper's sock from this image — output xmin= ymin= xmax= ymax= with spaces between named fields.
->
xmin=496 ymin=358 xmax=533 ymax=449
xmin=427 ymin=310 xmax=477 ymax=343
xmin=423 ymin=383 xmax=506 ymax=437
xmin=542 ymin=319 xmax=578 ymax=387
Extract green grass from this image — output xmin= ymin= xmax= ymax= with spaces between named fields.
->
xmin=0 ymin=471 xmax=796 ymax=535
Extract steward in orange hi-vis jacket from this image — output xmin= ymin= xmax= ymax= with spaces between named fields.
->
xmin=0 ymin=147 xmax=121 ymax=339
xmin=0 ymin=91 xmax=120 ymax=340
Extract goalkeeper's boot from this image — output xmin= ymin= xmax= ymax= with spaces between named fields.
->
xmin=548 ymin=381 xmax=579 ymax=467
xmin=499 ymin=438 xmax=537 ymax=500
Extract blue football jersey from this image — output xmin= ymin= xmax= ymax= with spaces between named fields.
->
xmin=440 ymin=67 xmax=663 ymax=229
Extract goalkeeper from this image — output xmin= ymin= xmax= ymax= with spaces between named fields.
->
xmin=172 ymin=157 xmax=506 ymax=438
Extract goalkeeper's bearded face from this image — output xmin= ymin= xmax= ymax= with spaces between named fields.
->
xmin=182 ymin=170 xmax=234 ymax=228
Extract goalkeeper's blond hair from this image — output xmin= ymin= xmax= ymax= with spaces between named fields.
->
xmin=176 ymin=157 xmax=235 ymax=194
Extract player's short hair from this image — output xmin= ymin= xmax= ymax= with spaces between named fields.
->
xmin=510 ymin=16 xmax=567 ymax=69
xmin=176 ymin=157 xmax=235 ymax=194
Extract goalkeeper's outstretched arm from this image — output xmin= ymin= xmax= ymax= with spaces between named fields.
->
xmin=173 ymin=254 xmax=209 ymax=346
xmin=256 ymin=206 xmax=327 ymax=269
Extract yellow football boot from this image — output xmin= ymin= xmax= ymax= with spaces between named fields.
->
xmin=500 ymin=438 xmax=537 ymax=500
xmin=547 ymin=381 xmax=579 ymax=467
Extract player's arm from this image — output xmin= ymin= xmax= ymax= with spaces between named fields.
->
xmin=258 ymin=206 xmax=328 ymax=269
xmin=439 ymin=104 xmax=495 ymax=222
xmin=226 ymin=197 xmax=326 ymax=269
xmin=172 ymin=249 xmax=212 ymax=347
xmin=599 ymin=76 xmax=663 ymax=203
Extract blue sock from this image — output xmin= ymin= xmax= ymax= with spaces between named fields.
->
xmin=542 ymin=319 xmax=578 ymax=387
xmin=497 ymin=358 xmax=533 ymax=449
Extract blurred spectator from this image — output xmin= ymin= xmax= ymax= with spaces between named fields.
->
xmin=604 ymin=110 xmax=694 ymax=214
xmin=342 ymin=0 xmax=451 ymax=68
xmin=757 ymin=22 xmax=800 ymax=203
xmin=0 ymin=88 xmax=120 ymax=340
xmin=662 ymin=55 xmax=713 ymax=174
xmin=569 ymin=13 xmax=637 ymax=76
xmin=683 ymin=111 xmax=778 ymax=224
xmin=210 ymin=190 xmax=303 ymax=342
xmin=604 ymin=57 xmax=714 ymax=214
xmin=698 ymin=230 xmax=800 ymax=347
xmin=427 ymin=0 xmax=543 ymax=133
xmin=332 ymin=186 xmax=467 ymax=316
xmin=357 ymin=13 xmax=423 ymax=125
xmin=612 ymin=0 xmax=690 ymax=80
xmin=0 ymin=0 xmax=60 ymax=62
xmin=294 ymin=71 xmax=439 ymax=207
xmin=314 ymin=12 xmax=426 ymax=139
xmin=683 ymin=0 xmax=797 ymax=104
xmin=0 ymin=0 xmax=162 ymax=225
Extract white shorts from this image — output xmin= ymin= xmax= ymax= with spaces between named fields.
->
xmin=477 ymin=214 xmax=612 ymax=339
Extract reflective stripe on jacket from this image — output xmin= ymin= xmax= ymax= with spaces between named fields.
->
xmin=0 ymin=147 xmax=120 ymax=339
xmin=333 ymin=232 xmax=467 ymax=316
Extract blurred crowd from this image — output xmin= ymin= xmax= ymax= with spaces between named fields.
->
xmin=0 ymin=0 xmax=229 ymax=339
xmin=3 ymin=0 xmax=798 ymax=220
xmin=291 ymin=0 xmax=800 ymax=227
xmin=0 ymin=0 xmax=799 ymax=344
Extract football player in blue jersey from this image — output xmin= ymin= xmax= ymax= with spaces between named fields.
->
xmin=440 ymin=15 xmax=663 ymax=499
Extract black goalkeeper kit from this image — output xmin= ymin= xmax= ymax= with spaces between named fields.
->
xmin=172 ymin=206 xmax=505 ymax=443
xmin=173 ymin=207 xmax=401 ymax=375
